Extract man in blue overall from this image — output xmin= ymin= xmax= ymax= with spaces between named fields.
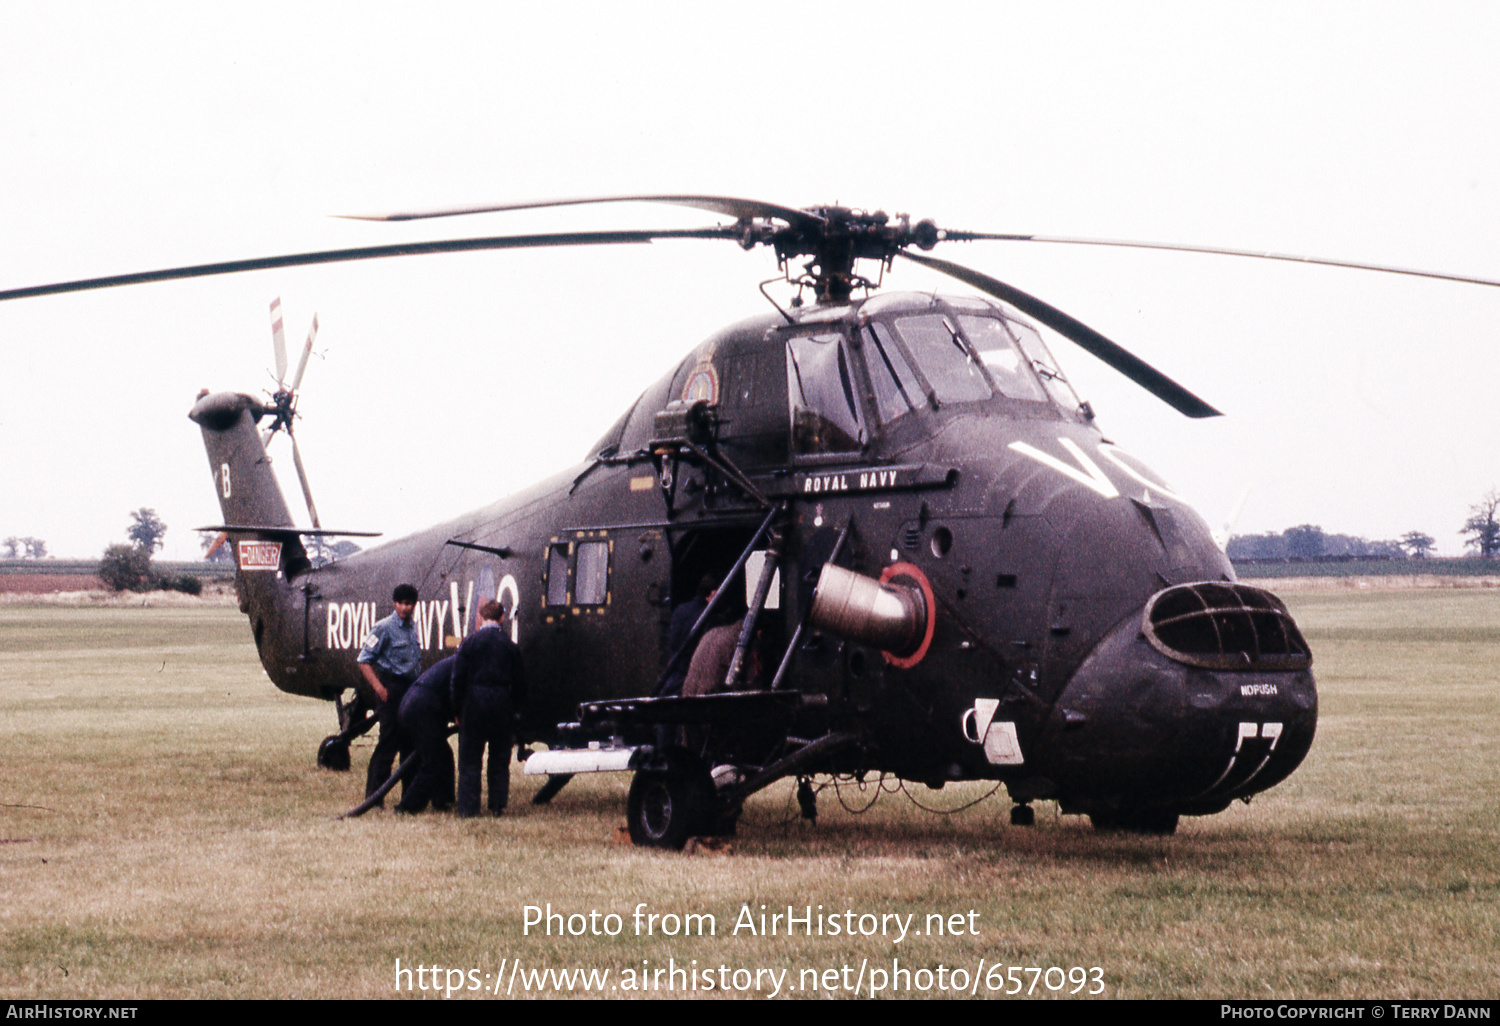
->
xmin=357 ymin=583 xmax=422 ymax=804
xmin=451 ymin=599 xmax=526 ymax=817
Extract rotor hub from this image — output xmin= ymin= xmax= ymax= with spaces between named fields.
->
xmin=744 ymin=207 xmax=940 ymax=303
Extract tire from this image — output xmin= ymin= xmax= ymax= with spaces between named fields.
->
xmin=1089 ymin=809 xmax=1179 ymax=835
xmin=317 ymin=735 xmax=351 ymax=771
xmin=627 ymin=749 xmax=714 ymax=849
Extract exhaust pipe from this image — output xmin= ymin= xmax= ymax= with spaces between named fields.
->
xmin=809 ymin=564 xmax=927 ymax=657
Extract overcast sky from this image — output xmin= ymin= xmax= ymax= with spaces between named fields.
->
xmin=3 ymin=2 xmax=1498 ymax=559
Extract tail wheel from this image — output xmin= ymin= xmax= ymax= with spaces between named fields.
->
xmin=317 ymin=735 xmax=351 ymax=771
xmin=627 ymin=749 xmax=714 ymax=849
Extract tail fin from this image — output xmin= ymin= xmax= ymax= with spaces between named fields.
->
xmin=189 ymin=391 xmax=297 ymax=530
xmin=188 ymin=390 xmax=310 ymax=581
xmin=189 ymin=391 xmax=311 ymax=684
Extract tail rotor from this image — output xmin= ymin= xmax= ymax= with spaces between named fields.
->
xmin=260 ymin=297 xmax=323 ymax=531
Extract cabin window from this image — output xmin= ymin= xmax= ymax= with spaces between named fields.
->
xmin=957 ymin=316 xmax=1047 ymax=401
xmin=890 ymin=314 xmax=992 ymax=404
xmin=546 ymin=543 xmax=571 ymax=606
xmin=864 ymin=323 xmax=925 ymax=423
xmin=1008 ymin=320 xmax=1083 ymax=411
xmin=786 ymin=332 xmax=868 ymax=455
xmin=575 ymin=541 xmax=610 ymax=605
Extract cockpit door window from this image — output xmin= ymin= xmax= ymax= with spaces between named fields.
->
xmin=786 ymin=332 xmax=868 ymax=455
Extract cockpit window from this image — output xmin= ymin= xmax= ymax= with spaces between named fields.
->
xmin=890 ymin=314 xmax=992 ymax=404
xmin=1008 ymin=320 xmax=1083 ymax=411
xmin=786 ymin=332 xmax=868 ymax=455
xmin=956 ymin=315 xmax=1046 ymax=402
xmin=864 ymin=323 xmax=924 ymax=424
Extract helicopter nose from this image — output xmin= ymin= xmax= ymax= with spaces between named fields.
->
xmin=1037 ymin=582 xmax=1317 ymax=816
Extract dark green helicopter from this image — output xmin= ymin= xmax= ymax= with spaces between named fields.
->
xmin=18 ymin=195 xmax=1491 ymax=846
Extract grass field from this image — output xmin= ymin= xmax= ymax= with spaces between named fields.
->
xmin=0 ymin=593 xmax=1496 ymax=1000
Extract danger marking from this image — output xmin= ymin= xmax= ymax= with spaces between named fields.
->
xmin=238 ymin=540 xmax=282 ymax=571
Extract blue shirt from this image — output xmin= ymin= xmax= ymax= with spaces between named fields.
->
xmin=357 ymin=611 xmax=422 ymax=681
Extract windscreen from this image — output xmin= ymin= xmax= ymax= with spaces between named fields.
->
xmin=890 ymin=314 xmax=992 ymax=404
xmin=864 ymin=323 xmax=924 ymax=423
xmin=1008 ymin=320 xmax=1083 ymax=411
xmin=956 ymin=315 xmax=1046 ymax=401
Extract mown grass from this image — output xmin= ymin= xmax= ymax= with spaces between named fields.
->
xmin=1234 ymin=556 xmax=1500 ymax=578
xmin=0 ymin=594 xmax=1496 ymax=999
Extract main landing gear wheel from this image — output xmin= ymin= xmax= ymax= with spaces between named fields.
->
xmin=627 ymin=749 xmax=714 ymax=850
xmin=1089 ymin=809 xmax=1179 ymax=835
xmin=317 ymin=735 xmax=351 ymax=771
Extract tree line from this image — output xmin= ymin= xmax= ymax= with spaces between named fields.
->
xmin=1228 ymin=488 xmax=1500 ymax=560
xmin=1 ymin=537 xmax=47 ymax=559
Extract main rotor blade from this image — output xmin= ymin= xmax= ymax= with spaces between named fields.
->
xmin=289 ymin=313 xmax=317 ymax=392
xmin=269 ymin=297 xmax=288 ymax=384
xmin=288 ymin=428 xmax=321 ymax=530
xmin=337 ymin=194 xmax=823 ymax=230
xmin=900 ymin=251 xmax=1222 ymax=419
xmin=944 ymin=231 xmax=1500 ymax=290
xmin=0 ymin=227 xmax=737 ymax=303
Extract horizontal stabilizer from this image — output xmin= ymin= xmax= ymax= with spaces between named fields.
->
xmin=195 ymin=524 xmax=382 ymax=537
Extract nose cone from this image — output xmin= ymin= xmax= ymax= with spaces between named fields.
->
xmin=1030 ymin=585 xmax=1317 ymax=818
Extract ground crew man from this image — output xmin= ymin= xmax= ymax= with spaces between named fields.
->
xmin=451 ymin=599 xmax=526 ymax=817
xmin=657 ymin=574 xmax=716 ymax=697
xmin=357 ymin=583 xmax=422 ymax=804
xmin=396 ymin=654 xmax=457 ymax=814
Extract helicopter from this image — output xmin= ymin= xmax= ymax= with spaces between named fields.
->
xmin=11 ymin=194 xmax=1493 ymax=847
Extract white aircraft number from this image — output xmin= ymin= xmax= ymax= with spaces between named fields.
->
xmin=1008 ymin=438 xmax=1184 ymax=504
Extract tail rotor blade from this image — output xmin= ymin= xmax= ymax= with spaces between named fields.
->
xmin=288 ymin=428 xmax=322 ymax=529
xmin=900 ymin=251 xmax=1222 ymax=419
xmin=289 ymin=313 xmax=317 ymax=392
xmin=270 ymin=297 xmax=288 ymax=385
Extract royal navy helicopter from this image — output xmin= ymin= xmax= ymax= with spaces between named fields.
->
xmin=12 ymin=194 xmax=1493 ymax=846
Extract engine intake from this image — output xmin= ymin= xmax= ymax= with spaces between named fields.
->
xmin=1143 ymin=581 xmax=1311 ymax=671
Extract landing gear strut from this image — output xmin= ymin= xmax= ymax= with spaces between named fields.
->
xmin=797 ymin=776 xmax=818 ymax=822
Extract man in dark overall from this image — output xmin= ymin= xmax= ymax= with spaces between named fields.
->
xmin=357 ymin=583 xmax=422 ymax=804
xmin=451 ymin=599 xmax=526 ymax=817
xmin=395 ymin=654 xmax=457 ymax=814
xmin=657 ymin=574 xmax=716 ymax=698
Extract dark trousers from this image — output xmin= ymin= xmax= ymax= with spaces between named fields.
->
xmin=458 ymin=687 xmax=514 ymax=815
xmin=396 ymin=686 xmax=455 ymax=813
xmin=365 ymin=673 xmax=414 ymax=800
